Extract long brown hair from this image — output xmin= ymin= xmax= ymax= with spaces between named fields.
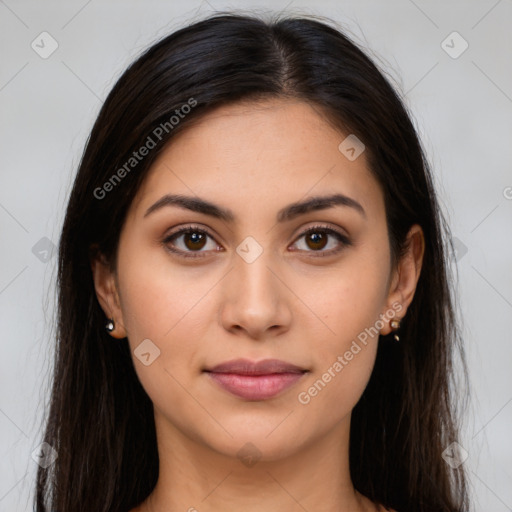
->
xmin=35 ymin=11 xmax=469 ymax=512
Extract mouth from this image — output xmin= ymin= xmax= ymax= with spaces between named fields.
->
xmin=203 ymin=358 xmax=309 ymax=400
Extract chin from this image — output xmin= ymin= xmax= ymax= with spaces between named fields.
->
xmin=185 ymin=413 xmax=304 ymax=459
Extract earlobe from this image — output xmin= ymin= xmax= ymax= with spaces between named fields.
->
xmin=90 ymin=250 xmax=127 ymax=339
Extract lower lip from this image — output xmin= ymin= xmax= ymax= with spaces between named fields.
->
xmin=206 ymin=372 xmax=305 ymax=400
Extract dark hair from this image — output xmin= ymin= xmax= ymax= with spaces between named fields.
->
xmin=35 ymin=11 xmax=469 ymax=512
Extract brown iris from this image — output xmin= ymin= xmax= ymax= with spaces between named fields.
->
xmin=184 ymin=231 xmax=207 ymax=251
xmin=306 ymin=231 xmax=328 ymax=251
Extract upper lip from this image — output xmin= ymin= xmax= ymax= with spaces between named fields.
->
xmin=205 ymin=358 xmax=307 ymax=375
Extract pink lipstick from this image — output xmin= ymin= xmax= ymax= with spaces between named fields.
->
xmin=204 ymin=358 xmax=308 ymax=400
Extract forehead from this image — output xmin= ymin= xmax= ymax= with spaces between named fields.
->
xmin=129 ymin=98 xmax=384 ymax=222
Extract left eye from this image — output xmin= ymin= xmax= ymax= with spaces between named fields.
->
xmin=290 ymin=226 xmax=350 ymax=256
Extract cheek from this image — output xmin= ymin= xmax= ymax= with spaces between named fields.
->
xmin=302 ymin=256 xmax=389 ymax=350
xmin=116 ymin=255 xmax=216 ymax=416
xmin=117 ymin=243 xmax=218 ymax=342
xmin=296 ymin=346 xmax=377 ymax=429
xmin=293 ymin=256 xmax=388 ymax=415
xmin=295 ymin=279 xmax=381 ymax=422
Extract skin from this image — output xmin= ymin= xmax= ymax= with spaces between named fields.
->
xmin=92 ymin=98 xmax=424 ymax=512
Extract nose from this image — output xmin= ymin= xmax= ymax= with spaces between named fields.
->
xmin=220 ymin=249 xmax=292 ymax=340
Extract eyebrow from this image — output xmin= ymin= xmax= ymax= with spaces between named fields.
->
xmin=143 ymin=193 xmax=366 ymax=222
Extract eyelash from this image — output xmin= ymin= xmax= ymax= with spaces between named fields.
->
xmin=162 ymin=223 xmax=351 ymax=259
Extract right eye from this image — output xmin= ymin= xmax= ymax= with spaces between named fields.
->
xmin=162 ymin=225 xmax=223 ymax=259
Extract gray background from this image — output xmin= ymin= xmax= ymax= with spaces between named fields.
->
xmin=1 ymin=0 xmax=511 ymax=510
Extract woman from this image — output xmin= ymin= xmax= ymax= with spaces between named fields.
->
xmin=35 ymin=11 xmax=469 ymax=512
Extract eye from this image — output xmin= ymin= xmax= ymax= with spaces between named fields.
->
xmin=162 ymin=224 xmax=222 ymax=259
xmin=162 ymin=223 xmax=351 ymax=260
xmin=290 ymin=224 xmax=351 ymax=257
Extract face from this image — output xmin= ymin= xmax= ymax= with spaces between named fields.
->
xmin=93 ymin=98 xmax=422 ymax=462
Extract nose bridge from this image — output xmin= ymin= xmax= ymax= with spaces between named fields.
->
xmin=220 ymin=236 xmax=291 ymax=336
xmin=233 ymin=239 xmax=279 ymax=306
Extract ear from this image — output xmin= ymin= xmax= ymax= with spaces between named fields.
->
xmin=90 ymin=248 xmax=127 ymax=339
xmin=380 ymin=224 xmax=425 ymax=335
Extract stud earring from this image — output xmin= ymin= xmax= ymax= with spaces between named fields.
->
xmin=390 ymin=318 xmax=401 ymax=341
xmin=105 ymin=318 xmax=115 ymax=333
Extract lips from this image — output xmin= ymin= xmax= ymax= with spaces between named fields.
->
xmin=206 ymin=358 xmax=307 ymax=375
xmin=204 ymin=358 xmax=308 ymax=400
